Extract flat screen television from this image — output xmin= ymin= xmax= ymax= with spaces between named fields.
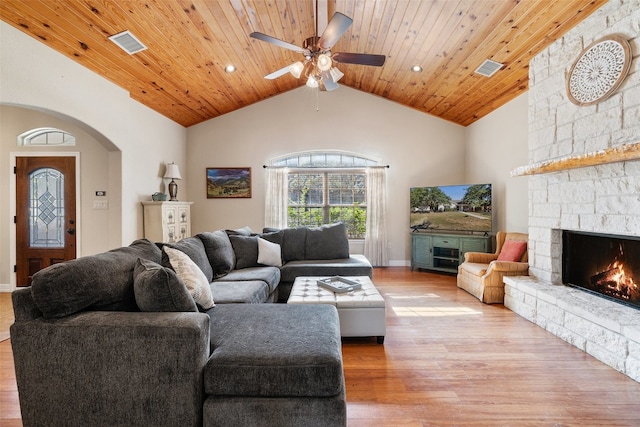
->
xmin=410 ymin=183 xmax=493 ymax=233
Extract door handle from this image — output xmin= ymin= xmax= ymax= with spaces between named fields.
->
xmin=67 ymin=228 xmax=75 ymax=235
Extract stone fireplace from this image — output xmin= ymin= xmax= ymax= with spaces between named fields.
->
xmin=503 ymin=0 xmax=640 ymax=382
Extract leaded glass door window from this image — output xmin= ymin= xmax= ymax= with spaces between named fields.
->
xmin=29 ymin=168 xmax=65 ymax=248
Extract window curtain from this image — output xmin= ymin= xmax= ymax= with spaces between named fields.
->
xmin=264 ymin=167 xmax=288 ymax=229
xmin=364 ymin=167 xmax=388 ymax=266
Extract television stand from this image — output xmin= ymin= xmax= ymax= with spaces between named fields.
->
xmin=410 ymin=232 xmax=491 ymax=274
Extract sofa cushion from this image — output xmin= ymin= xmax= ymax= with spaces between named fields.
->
xmin=204 ymin=304 xmax=343 ymax=397
xmin=222 ymin=266 xmax=281 ymax=294
xmin=305 ymin=223 xmax=350 ymax=260
xmin=197 ymin=230 xmax=236 ymax=279
xmin=497 ymin=239 xmax=528 ymax=262
xmin=460 ymin=262 xmax=489 ymax=276
xmin=281 ymin=227 xmax=307 ymax=261
xmin=257 ymin=238 xmax=282 ymax=267
xmin=133 ymin=258 xmax=198 ymax=312
xmin=279 ymin=254 xmax=373 ymax=283
xmin=225 ymin=226 xmax=255 ymax=236
xmin=163 ymin=246 xmax=215 ymax=310
xmin=209 ymin=281 xmax=270 ymax=304
xmin=31 ymin=239 xmax=161 ymax=319
xmin=229 ymin=235 xmax=260 ymax=269
xmin=161 ymin=237 xmax=213 ymax=282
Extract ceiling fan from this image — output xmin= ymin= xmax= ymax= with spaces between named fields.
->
xmin=249 ymin=6 xmax=385 ymax=91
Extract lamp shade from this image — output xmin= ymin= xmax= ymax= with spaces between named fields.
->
xmin=289 ymin=61 xmax=304 ymax=79
xmin=330 ymin=67 xmax=344 ymax=82
xmin=163 ymin=163 xmax=182 ymax=180
xmin=306 ymin=75 xmax=319 ymax=88
xmin=317 ymin=54 xmax=332 ymax=71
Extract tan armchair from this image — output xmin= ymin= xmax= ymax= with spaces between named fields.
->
xmin=457 ymin=231 xmax=529 ymax=303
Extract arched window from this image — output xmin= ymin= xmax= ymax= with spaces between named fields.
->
xmin=269 ymin=151 xmax=379 ymax=239
xmin=18 ymin=128 xmax=76 ymax=146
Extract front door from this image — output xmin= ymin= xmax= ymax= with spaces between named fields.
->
xmin=16 ymin=156 xmax=77 ymax=286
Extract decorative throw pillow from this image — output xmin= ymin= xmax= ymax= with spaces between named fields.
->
xmin=163 ymin=246 xmax=215 ymax=310
xmin=257 ymin=237 xmax=282 ymax=267
xmin=229 ymin=235 xmax=260 ymax=269
xmin=133 ymin=258 xmax=197 ymax=312
xmin=260 ymin=230 xmax=284 ymax=246
xmin=497 ymin=240 xmax=527 ymax=262
xmin=197 ymin=230 xmax=236 ymax=279
xmin=161 ymin=237 xmax=213 ymax=282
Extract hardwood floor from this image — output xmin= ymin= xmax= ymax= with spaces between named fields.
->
xmin=0 ymin=293 xmax=13 ymax=342
xmin=2 ymin=268 xmax=640 ymax=426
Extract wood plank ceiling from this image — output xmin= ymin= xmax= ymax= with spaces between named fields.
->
xmin=0 ymin=0 xmax=606 ymax=127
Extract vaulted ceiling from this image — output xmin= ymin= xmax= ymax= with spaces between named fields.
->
xmin=0 ymin=0 xmax=606 ymax=127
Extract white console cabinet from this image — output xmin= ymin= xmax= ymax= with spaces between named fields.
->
xmin=142 ymin=201 xmax=192 ymax=243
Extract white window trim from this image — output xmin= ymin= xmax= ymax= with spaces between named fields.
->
xmin=17 ymin=127 xmax=76 ymax=147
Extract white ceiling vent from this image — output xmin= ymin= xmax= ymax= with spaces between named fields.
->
xmin=474 ymin=59 xmax=503 ymax=77
xmin=109 ymin=31 xmax=147 ymax=55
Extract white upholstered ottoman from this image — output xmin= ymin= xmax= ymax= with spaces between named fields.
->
xmin=288 ymin=276 xmax=386 ymax=344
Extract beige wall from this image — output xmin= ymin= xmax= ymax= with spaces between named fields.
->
xmin=465 ymin=94 xmax=529 ymax=234
xmin=187 ymin=86 xmax=470 ymax=264
xmin=187 ymin=87 xmax=529 ymax=264
xmin=1 ymin=22 xmax=186 ymax=289
xmin=0 ymin=107 xmax=115 ymax=281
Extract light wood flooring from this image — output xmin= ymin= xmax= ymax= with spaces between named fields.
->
xmin=2 ymin=268 xmax=640 ymax=426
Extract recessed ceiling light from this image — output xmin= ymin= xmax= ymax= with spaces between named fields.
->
xmin=411 ymin=65 xmax=423 ymax=72
xmin=225 ymin=65 xmax=236 ymax=73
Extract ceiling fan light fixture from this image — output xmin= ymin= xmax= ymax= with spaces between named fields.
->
xmin=306 ymin=75 xmax=319 ymax=88
xmin=317 ymin=54 xmax=332 ymax=71
xmin=290 ymin=61 xmax=304 ymax=78
xmin=330 ymin=66 xmax=344 ymax=82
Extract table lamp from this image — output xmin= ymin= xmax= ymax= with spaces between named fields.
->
xmin=163 ymin=162 xmax=182 ymax=201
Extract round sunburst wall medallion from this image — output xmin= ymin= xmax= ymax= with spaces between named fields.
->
xmin=566 ymin=34 xmax=632 ymax=106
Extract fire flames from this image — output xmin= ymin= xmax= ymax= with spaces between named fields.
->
xmin=590 ymin=244 xmax=639 ymax=301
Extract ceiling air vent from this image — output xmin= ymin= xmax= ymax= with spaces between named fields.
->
xmin=474 ymin=59 xmax=503 ymax=77
xmin=109 ymin=30 xmax=147 ymax=55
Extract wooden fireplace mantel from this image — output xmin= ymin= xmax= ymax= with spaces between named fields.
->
xmin=511 ymin=141 xmax=640 ymax=177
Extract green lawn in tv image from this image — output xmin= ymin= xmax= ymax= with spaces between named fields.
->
xmin=410 ymin=184 xmax=492 ymax=232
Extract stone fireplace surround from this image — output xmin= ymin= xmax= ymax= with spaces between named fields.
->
xmin=503 ymin=0 xmax=640 ymax=383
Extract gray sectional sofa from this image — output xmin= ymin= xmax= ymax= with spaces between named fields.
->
xmin=10 ymin=223 xmax=373 ymax=427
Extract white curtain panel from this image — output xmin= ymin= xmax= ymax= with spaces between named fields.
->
xmin=264 ymin=167 xmax=289 ymax=229
xmin=364 ymin=167 xmax=389 ymax=266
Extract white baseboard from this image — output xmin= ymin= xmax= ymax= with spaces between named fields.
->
xmin=388 ymin=260 xmax=410 ymax=267
xmin=0 ymin=284 xmax=14 ymax=292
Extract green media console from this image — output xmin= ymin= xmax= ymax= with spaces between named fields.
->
xmin=411 ymin=232 xmax=491 ymax=273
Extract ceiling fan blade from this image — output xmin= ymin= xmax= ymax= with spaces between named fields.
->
xmin=264 ymin=64 xmax=293 ymax=80
xmin=318 ymin=12 xmax=353 ymax=50
xmin=250 ymin=32 xmax=308 ymax=54
xmin=333 ymin=52 xmax=386 ymax=67
xmin=321 ymin=71 xmax=339 ymax=91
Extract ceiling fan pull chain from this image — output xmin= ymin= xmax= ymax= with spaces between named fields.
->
xmin=316 ymin=87 xmax=320 ymax=112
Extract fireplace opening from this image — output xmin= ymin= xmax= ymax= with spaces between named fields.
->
xmin=563 ymin=230 xmax=640 ymax=310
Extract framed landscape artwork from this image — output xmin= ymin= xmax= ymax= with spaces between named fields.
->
xmin=206 ymin=167 xmax=251 ymax=198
